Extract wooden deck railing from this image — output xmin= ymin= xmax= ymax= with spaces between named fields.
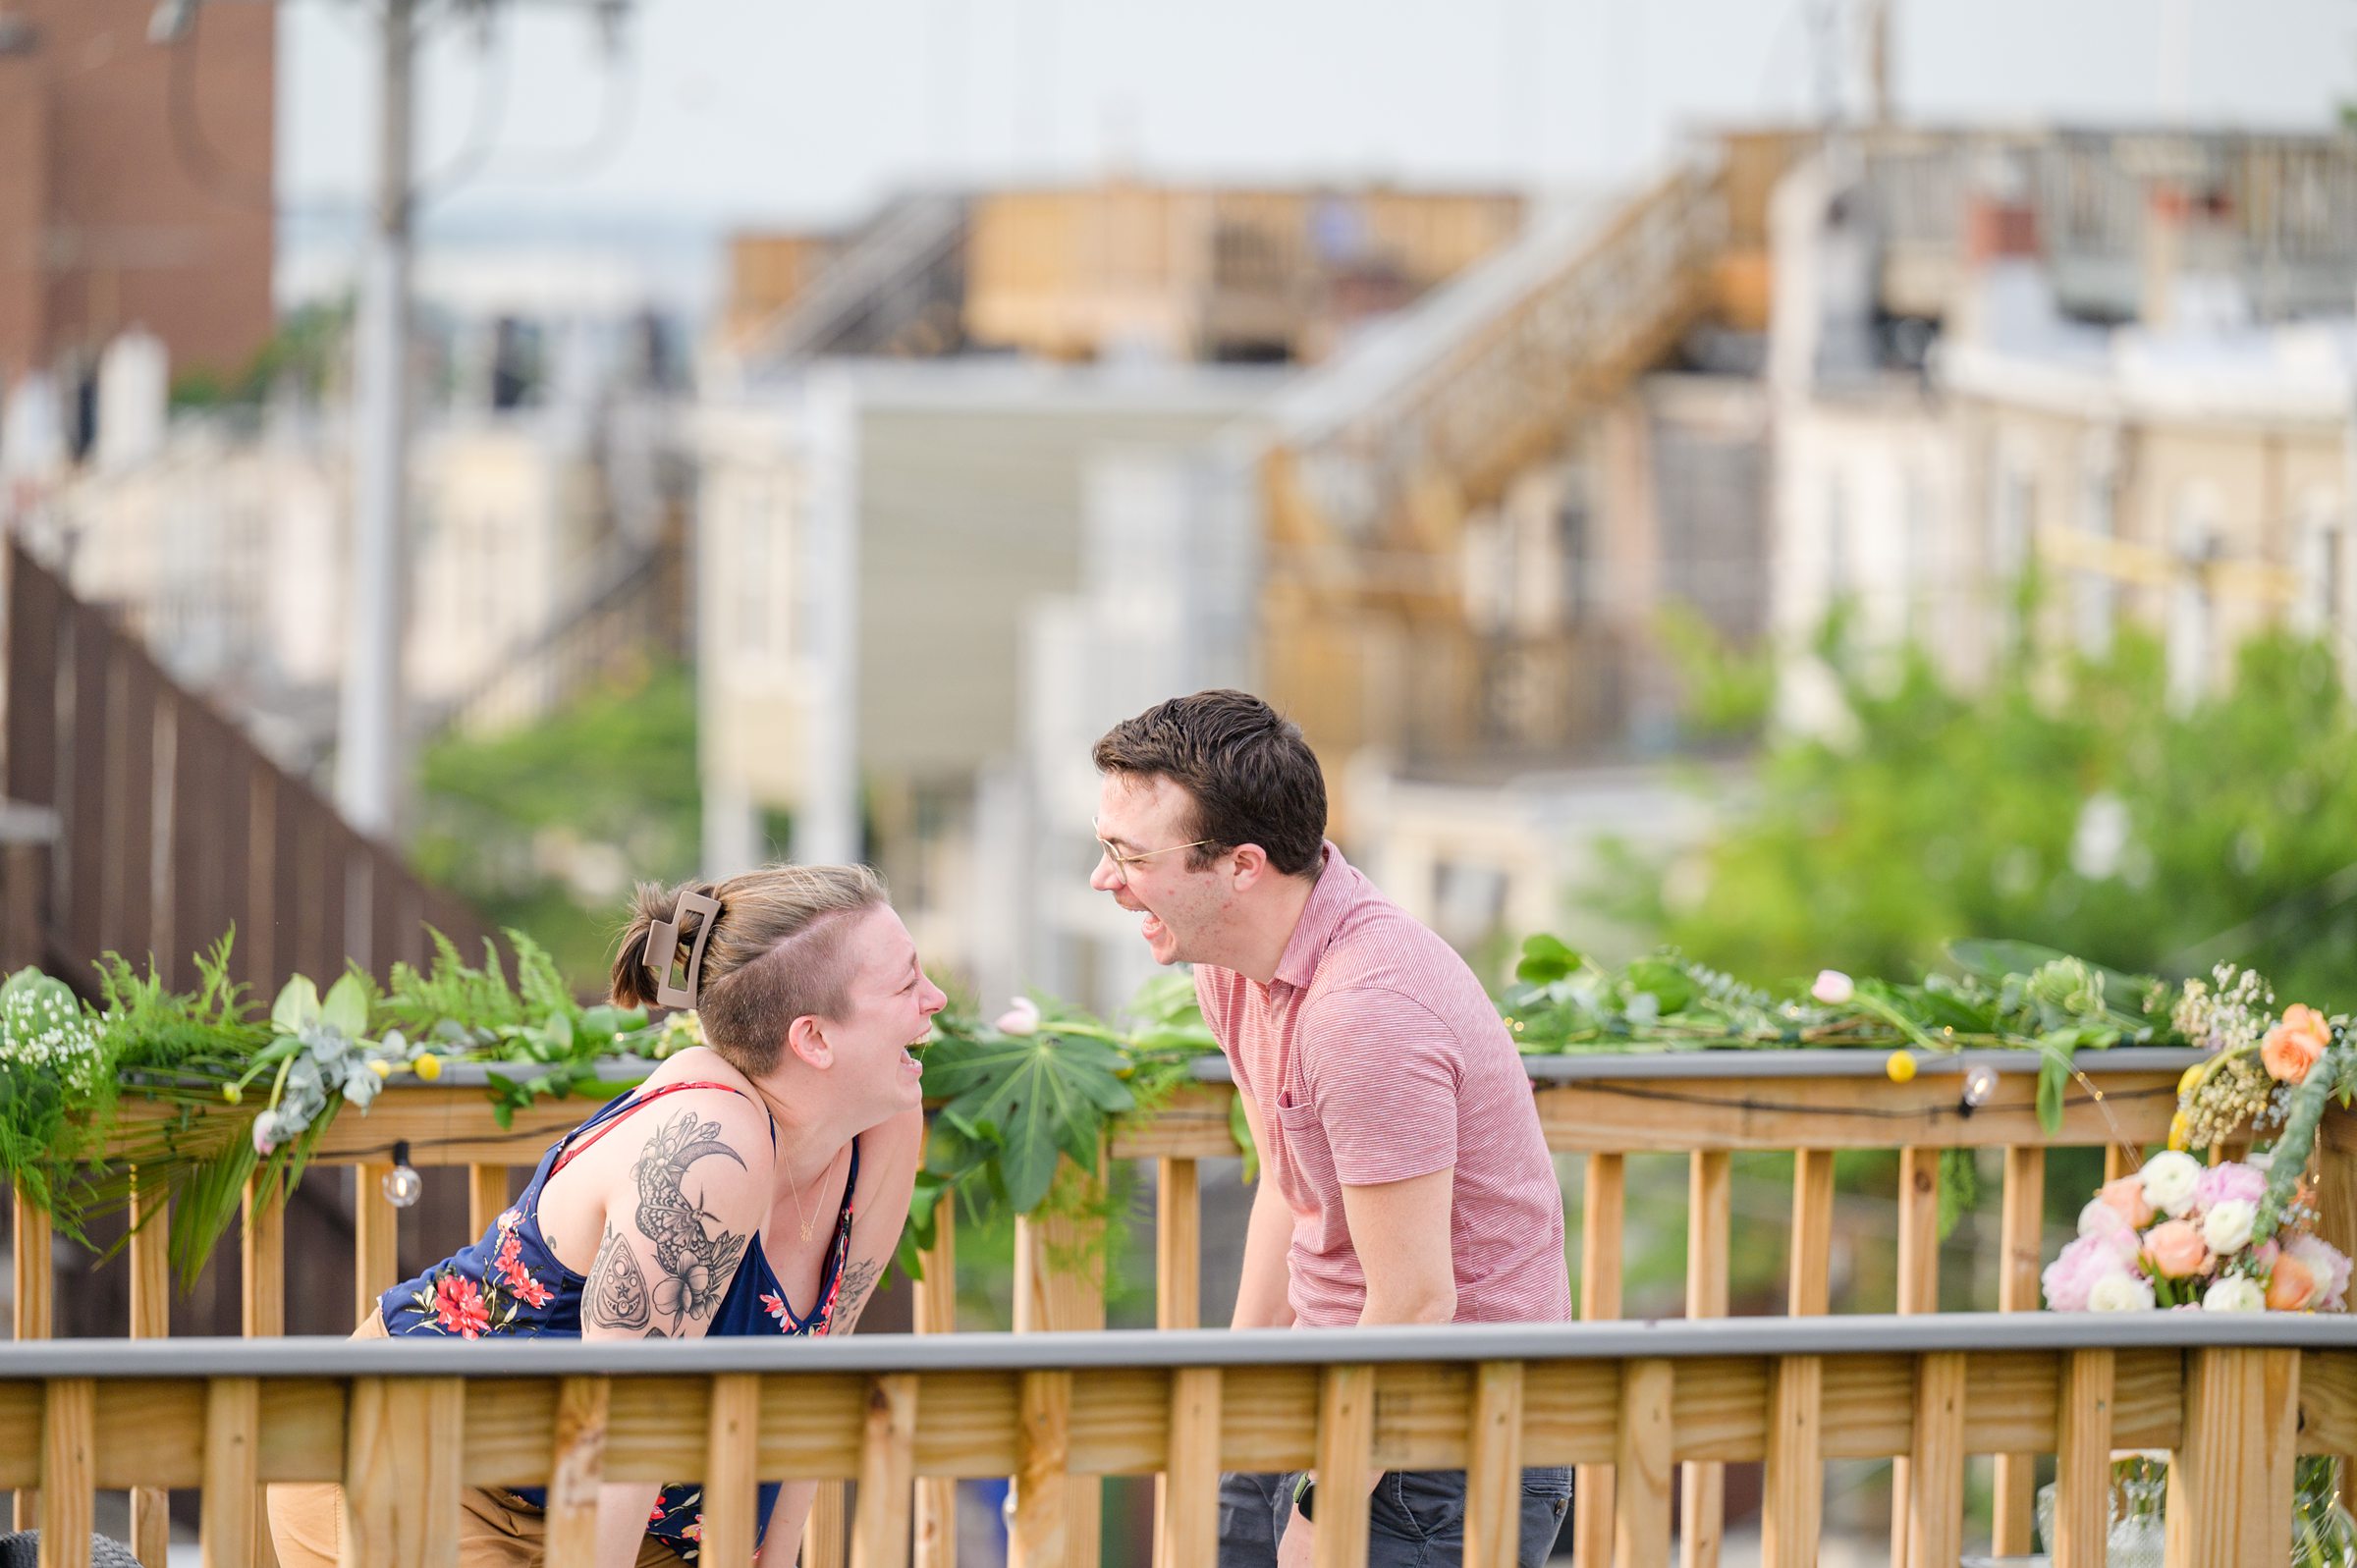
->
xmin=0 ymin=1313 xmax=2349 ymax=1568
xmin=15 ymin=1046 xmax=2343 ymax=1568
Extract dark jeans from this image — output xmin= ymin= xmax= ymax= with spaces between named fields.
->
xmin=1216 ymin=1466 xmax=1573 ymax=1568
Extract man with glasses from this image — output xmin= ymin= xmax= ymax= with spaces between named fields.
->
xmin=1089 ymin=689 xmax=1573 ymax=1568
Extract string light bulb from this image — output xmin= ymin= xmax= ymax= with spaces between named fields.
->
xmin=1961 ymin=1063 xmax=2001 ymax=1112
xmin=382 ymin=1140 xmax=423 ymax=1209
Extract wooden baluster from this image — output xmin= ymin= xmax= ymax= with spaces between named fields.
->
xmin=1760 ymin=1356 xmax=1822 ymax=1568
xmin=1904 ymin=1352 xmax=1967 ymax=1568
xmin=242 ymin=1171 xmax=285 ymax=1568
xmin=340 ymin=1377 xmax=463 ymax=1568
xmin=2165 ymin=1348 xmax=2298 ymax=1568
xmin=1681 ymin=1150 xmax=1729 ymax=1568
xmin=1572 ymin=1152 xmax=1624 ymax=1568
xmin=2053 ymin=1348 xmax=2113 ymax=1568
xmin=1615 ymin=1359 xmax=1674 ymax=1567
xmin=1013 ymin=1150 xmax=1106 ymax=1568
xmin=1890 ymin=1145 xmax=1941 ymax=1562
xmin=701 ymin=1374 xmax=762 ymax=1567
xmin=1787 ymin=1150 xmax=1836 ymax=1318
xmin=913 ymin=1198 xmax=959 ymax=1568
xmin=1462 ymin=1363 xmax=1525 ymax=1568
xmin=1991 ymin=1145 xmax=2045 ymax=1556
xmin=1010 ymin=1370 xmax=1072 ymax=1568
xmin=544 ymin=1378 xmax=610 ymax=1565
xmin=38 ymin=1379 xmax=93 ymax=1568
xmin=1310 ymin=1366 xmax=1375 ymax=1568
xmin=1160 ymin=1368 xmax=1223 ymax=1567
xmin=355 ymin=1161 xmax=398 ymax=1329
xmin=128 ymin=1172 xmax=171 ymax=1568
xmin=199 ymin=1379 xmax=260 ymax=1568
xmin=466 ymin=1164 xmax=511 ymax=1240
xmin=804 ymin=1486 xmax=850 ymax=1568
xmin=2104 ymin=1144 xmax=2135 ymax=1183
xmin=1765 ymin=1152 xmax=1836 ymax=1568
xmin=1153 ymin=1155 xmax=1201 ymax=1563
xmin=850 ymin=1375 xmax=918 ymax=1568
xmin=15 ymin=1183 xmax=51 ymax=1531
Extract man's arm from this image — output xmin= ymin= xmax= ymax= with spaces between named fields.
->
xmin=1337 ymin=1166 xmax=1456 ymax=1326
xmin=1230 ymin=1092 xmax=1297 ymax=1329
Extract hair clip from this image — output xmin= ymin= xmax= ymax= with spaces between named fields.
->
xmin=646 ymin=889 xmax=722 ymax=1009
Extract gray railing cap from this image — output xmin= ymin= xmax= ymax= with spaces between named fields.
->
xmin=0 ymin=1312 xmax=2350 ymax=1379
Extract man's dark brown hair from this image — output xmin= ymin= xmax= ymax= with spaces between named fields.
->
xmin=1092 ymin=690 xmax=1327 ymax=877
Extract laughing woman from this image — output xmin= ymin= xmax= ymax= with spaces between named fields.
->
xmin=268 ymin=864 xmax=939 ymax=1568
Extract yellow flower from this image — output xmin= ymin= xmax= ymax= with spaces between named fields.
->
xmin=413 ymin=1054 xmax=443 ymax=1082
xmin=2177 ymin=1062 xmax=2205 ymax=1098
xmin=2167 ymin=1109 xmax=2191 ymax=1151
xmin=1886 ymin=1050 xmax=1917 ymax=1084
xmin=221 ymin=1083 xmax=243 ymax=1106
xmin=368 ymin=1059 xmax=393 ymax=1079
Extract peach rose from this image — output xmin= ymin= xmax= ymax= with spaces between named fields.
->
xmin=2143 ymin=1218 xmax=2209 ymax=1279
xmin=2097 ymin=1174 xmax=2156 ymax=1230
xmin=2262 ymin=1003 xmax=2332 ymax=1085
xmin=2267 ymin=1253 xmax=2318 ymax=1312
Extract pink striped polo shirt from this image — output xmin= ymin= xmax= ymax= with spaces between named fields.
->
xmin=1195 ymin=844 xmax=1571 ymax=1329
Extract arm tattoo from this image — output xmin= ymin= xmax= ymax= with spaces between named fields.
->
xmin=830 ymin=1257 xmax=883 ymax=1333
xmin=631 ymin=1108 xmax=751 ymax=1333
xmin=584 ymin=1223 xmax=652 ymax=1331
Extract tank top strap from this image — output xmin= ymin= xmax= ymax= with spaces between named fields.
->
xmin=549 ymin=1079 xmax=758 ymax=1177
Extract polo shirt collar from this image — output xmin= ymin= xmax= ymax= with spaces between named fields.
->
xmin=1270 ymin=841 xmax=1349 ymax=993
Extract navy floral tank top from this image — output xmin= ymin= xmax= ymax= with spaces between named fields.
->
xmin=380 ymin=1080 xmax=863 ymax=1560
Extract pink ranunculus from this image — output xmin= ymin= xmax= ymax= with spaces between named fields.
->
xmin=2194 ymin=1161 xmax=2267 ymax=1215
xmin=2043 ymin=1232 xmax=2137 ymax=1311
xmin=2143 ymin=1218 xmax=2210 ymax=1279
xmin=2098 ymin=1174 xmax=2156 ymax=1230
xmin=2287 ymin=1234 xmax=2354 ymax=1309
xmin=2263 ymin=1003 xmax=2332 ymax=1084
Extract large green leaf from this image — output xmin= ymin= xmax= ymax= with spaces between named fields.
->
xmin=920 ymin=1030 xmax=1134 ymax=1214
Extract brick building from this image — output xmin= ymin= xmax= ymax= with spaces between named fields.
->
xmin=0 ymin=0 xmax=273 ymax=394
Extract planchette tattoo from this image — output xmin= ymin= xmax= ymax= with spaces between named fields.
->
xmin=584 ymin=1223 xmax=653 ymax=1332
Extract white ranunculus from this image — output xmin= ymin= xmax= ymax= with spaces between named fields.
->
xmin=2078 ymin=1198 xmax=2132 ymax=1240
xmin=2087 ymin=1272 xmax=2157 ymax=1312
xmin=2140 ymin=1151 xmax=2203 ymax=1217
xmin=1811 ymin=969 xmax=1854 ymax=1004
xmin=2202 ymin=1275 xmax=2266 ymax=1313
xmin=2202 ymin=1199 xmax=2257 ymax=1255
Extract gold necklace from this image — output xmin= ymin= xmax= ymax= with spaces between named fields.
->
xmin=786 ymin=1149 xmax=833 ymax=1243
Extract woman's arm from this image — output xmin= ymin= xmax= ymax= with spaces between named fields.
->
xmin=576 ymin=1091 xmax=777 ymax=1568
xmin=754 ymin=1107 xmax=926 ymax=1565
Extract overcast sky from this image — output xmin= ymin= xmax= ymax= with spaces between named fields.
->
xmin=276 ymin=0 xmax=2357 ymax=233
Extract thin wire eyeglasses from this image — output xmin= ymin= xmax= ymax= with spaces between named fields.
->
xmin=1092 ymin=817 xmax=1217 ymax=885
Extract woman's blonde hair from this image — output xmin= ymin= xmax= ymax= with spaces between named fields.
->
xmin=611 ymin=864 xmax=889 ymax=1077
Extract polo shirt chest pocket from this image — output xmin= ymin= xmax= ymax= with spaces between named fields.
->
xmin=1272 ymin=1096 xmax=1340 ymax=1206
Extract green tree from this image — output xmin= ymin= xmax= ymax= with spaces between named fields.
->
xmin=1612 ymin=617 xmax=2357 ymax=1012
xmin=410 ymin=659 xmax=724 ymax=992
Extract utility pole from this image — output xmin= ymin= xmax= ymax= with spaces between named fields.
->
xmin=337 ymin=0 xmax=416 ymax=838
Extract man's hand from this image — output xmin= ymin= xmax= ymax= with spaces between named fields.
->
xmin=1277 ymin=1512 xmax=1316 ymax=1568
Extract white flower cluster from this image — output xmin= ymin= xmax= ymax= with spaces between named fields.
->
xmin=0 ymin=972 xmax=104 ymax=1095
xmin=2172 ymin=963 xmax=2275 ymax=1054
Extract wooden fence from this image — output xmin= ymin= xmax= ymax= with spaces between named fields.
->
xmin=1 ymin=542 xmax=496 ymax=997
xmin=0 ymin=1313 xmax=2348 ymax=1568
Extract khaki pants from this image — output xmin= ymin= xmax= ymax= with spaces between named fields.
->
xmin=265 ymin=1310 xmax=679 ymax=1568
